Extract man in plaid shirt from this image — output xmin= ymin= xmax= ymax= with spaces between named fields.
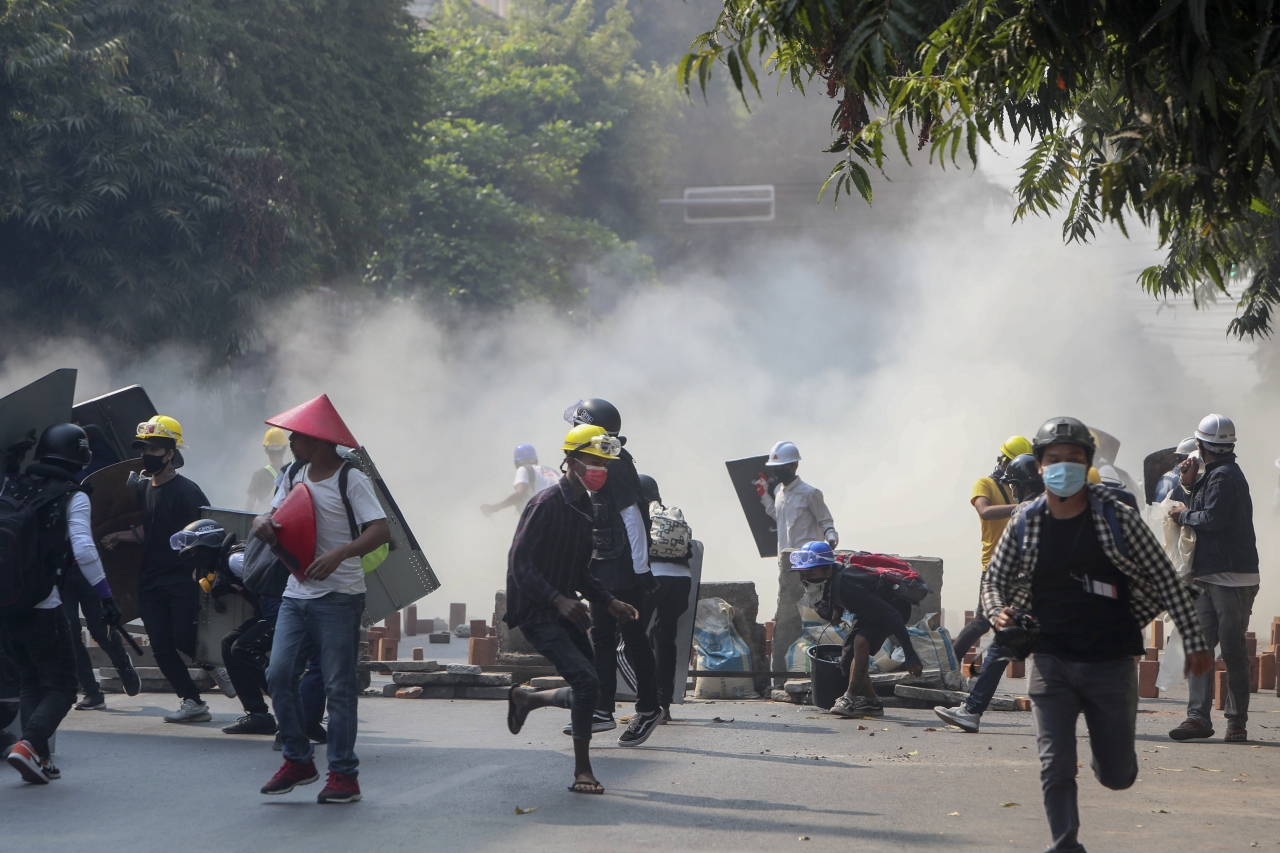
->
xmin=981 ymin=417 xmax=1211 ymax=853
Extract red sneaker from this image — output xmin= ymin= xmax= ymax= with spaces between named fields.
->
xmin=6 ymin=740 xmax=49 ymax=785
xmin=260 ymin=758 xmax=319 ymax=795
xmin=317 ymin=770 xmax=362 ymax=804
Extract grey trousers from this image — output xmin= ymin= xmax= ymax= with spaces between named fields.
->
xmin=1187 ymin=582 xmax=1258 ymax=728
xmin=1029 ymin=654 xmax=1138 ymax=853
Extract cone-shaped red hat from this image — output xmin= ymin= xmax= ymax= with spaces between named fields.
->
xmin=265 ymin=394 xmax=359 ymax=448
xmin=273 ymin=483 xmax=317 ymax=579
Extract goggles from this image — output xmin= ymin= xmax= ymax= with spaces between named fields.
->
xmin=169 ymin=527 xmax=224 ymax=551
xmin=573 ymin=434 xmax=621 ymax=459
xmin=136 ymin=421 xmax=181 ymax=443
xmin=789 ymin=549 xmax=836 ymax=571
xmin=563 ymin=400 xmax=588 ymax=426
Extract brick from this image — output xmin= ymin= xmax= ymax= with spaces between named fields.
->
xmin=1013 ymin=697 xmax=1031 ymax=711
xmin=1249 ymin=655 xmax=1259 ymax=693
xmin=1144 ymin=647 xmax=1158 ymax=662
xmin=367 ymin=627 xmax=387 ymax=644
xmin=1138 ymin=660 xmax=1160 ymax=699
xmin=462 ymin=686 xmax=510 ymax=700
xmin=1009 ymin=660 xmax=1025 ymax=679
xmin=1260 ymin=653 xmax=1276 ymax=691
xmin=449 ymin=603 xmax=466 ymax=629
xmin=1215 ymin=658 xmax=1227 ymax=671
xmin=1150 ymin=619 xmax=1164 ymax=651
xmin=428 ymin=632 xmax=451 ymax=644
xmin=469 ymin=636 xmax=497 ymax=667
xmin=469 ymin=619 xmax=488 ymax=639
xmin=1214 ymin=670 xmax=1228 ymax=710
xmin=385 ymin=612 xmax=401 ymax=642
xmin=412 ymin=647 xmax=424 ymax=661
xmin=1245 ymin=632 xmax=1257 ymax=657
xmin=405 ymin=606 xmax=417 ymax=637
xmin=378 ymin=638 xmax=397 ymax=662
xmin=393 ymin=671 xmax=511 ymax=687
xmin=395 ymin=686 xmax=423 ymax=699
xmin=764 ymin=620 xmax=775 ymax=642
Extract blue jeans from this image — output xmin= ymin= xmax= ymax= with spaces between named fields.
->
xmin=522 ymin=621 xmax=598 ymax=741
xmin=267 ymin=593 xmax=363 ymax=776
xmin=963 ymin=644 xmax=1007 ymax=714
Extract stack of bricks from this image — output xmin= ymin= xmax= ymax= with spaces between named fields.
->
xmin=389 ymin=665 xmax=511 ymax=700
xmin=467 ymin=619 xmax=497 ymax=666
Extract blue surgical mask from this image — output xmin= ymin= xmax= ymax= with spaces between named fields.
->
xmin=1042 ymin=461 xmax=1088 ymax=498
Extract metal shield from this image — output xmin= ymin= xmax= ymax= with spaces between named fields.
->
xmin=84 ymin=459 xmax=147 ymax=623
xmin=273 ymin=482 xmax=317 ymax=579
xmin=348 ymin=446 xmax=440 ymax=627
xmin=72 ymin=385 xmax=157 ymax=463
xmin=725 ymin=455 xmax=778 ymax=558
xmin=1143 ymin=447 xmax=1180 ymax=505
xmin=0 ymin=369 xmax=77 ymax=470
xmin=193 ymin=589 xmax=255 ymax=668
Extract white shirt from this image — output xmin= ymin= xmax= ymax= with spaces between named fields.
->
xmin=514 ymin=464 xmax=559 ymax=507
xmin=761 ymin=476 xmax=837 ymax=551
xmin=36 ymin=491 xmax=107 ymax=609
xmin=620 ymin=503 xmax=650 ymax=575
xmin=272 ymin=463 xmax=386 ymax=599
xmin=227 ymin=551 xmax=245 ymax=580
xmin=651 ymin=560 xmax=691 ymax=578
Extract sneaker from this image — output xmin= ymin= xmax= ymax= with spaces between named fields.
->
xmin=317 ymin=770 xmax=362 ymax=804
xmin=7 ymin=740 xmax=49 ymax=785
xmin=39 ymin=758 xmax=60 ymax=781
xmin=828 ymin=695 xmax=858 ymax=718
xmin=260 ymin=758 xmax=319 ymax=795
xmin=223 ymin=712 xmax=278 ymax=735
xmin=210 ymin=667 xmax=236 ymax=698
xmin=1169 ymin=718 xmax=1215 ymax=741
xmin=935 ymin=704 xmax=981 ymax=733
xmin=164 ymin=698 xmax=212 ymax=723
xmin=307 ymin=721 xmax=328 ymax=744
xmin=849 ymin=696 xmax=884 ymax=718
xmin=117 ymin=658 xmax=142 ymax=697
xmin=562 ymin=710 xmax=617 ymax=736
xmin=618 ymin=710 xmax=661 ymax=747
xmin=75 ymin=693 xmax=106 ymax=711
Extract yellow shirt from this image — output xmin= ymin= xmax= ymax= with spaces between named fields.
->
xmin=971 ymin=475 xmax=1013 ymax=570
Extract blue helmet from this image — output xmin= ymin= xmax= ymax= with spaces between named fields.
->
xmin=789 ymin=541 xmax=837 ymax=571
xmin=513 ymin=444 xmax=538 ymax=465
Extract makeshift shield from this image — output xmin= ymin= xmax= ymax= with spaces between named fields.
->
xmin=188 ymin=507 xmax=258 ymax=668
xmin=725 ymin=455 xmax=778 ymax=558
xmin=0 ymin=369 xmax=77 ymax=472
xmin=84 ymin=458 xmax=148 ymax=623
xmin=1143 ymin=447 xmax=1181 ymax=505
xmin=72 ymin=385 xmax=157 ymax=463
xmin=273 ymin=483 xmax=317 ymax=580
xmin=346 ymin=446 xmax=440 ymax=627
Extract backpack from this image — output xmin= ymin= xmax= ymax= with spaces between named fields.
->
xmin=648 ymin=501 xmax=692 ymax=560
xmin=0 ymin=475 xmax=80 ymax=617
xmin=833 ymin=551 xmax=932 ymax=604
xmin=1012 ymin=493 xmax=1128 ymax=560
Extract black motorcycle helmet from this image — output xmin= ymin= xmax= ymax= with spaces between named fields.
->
xmin=638 ymin=474 xmax=661 ymax=506
xmin=35 ymin=423 xmax=92 ymax=471
xmin=1032 ymin=416 xmax=1095 ymax=464
xmin=1001 ymin=453 xmax=1045 ymax=500
xmin=564 ymin=398 xmax=622 ymax=437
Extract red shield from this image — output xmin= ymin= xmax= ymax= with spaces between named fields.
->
xmin=273 ymin=483 xmax=317 ymax=580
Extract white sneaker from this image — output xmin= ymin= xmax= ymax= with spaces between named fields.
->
xmin=164 ymin=698 xmax=212 ymax=723
xmin=934 ymin=704 xmax=981 ymax=733
xmin=210 ymin=667 xmax=236 ymax=698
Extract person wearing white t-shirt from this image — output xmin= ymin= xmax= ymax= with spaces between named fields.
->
xmin=481 ymin=444 xmax=559 ymax=517
xmin=252 ymin=404 xmax=389 ymax=806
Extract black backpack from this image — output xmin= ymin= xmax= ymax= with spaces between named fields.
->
xmin=0 ymin=471 xmax=80 ymax=618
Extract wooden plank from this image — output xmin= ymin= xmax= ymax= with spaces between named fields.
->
xmin=894 ymin=683 xmax=1029 ymax=712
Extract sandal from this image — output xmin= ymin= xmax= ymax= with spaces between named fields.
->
xmin=1224 ymin=725 xmax=1248 ymax=743
xmin=569 ymin=777 xmax=604 ymax=795
xmin=507 ymin=687 xmax=528 ymax=735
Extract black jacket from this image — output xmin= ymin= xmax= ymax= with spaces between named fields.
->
xmin=1184 ymin=454 xmax=1258 ymax=577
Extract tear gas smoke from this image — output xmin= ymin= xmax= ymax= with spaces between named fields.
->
xmin=2 ymin=166 xmax=1276 ymax=636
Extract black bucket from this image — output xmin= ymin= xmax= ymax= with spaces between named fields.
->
xmin=806 ymin=643 xmax=845 ymax=710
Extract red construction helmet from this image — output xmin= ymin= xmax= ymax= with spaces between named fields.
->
xmin=265 ymin=394 xmax=359 ymax=448
xmin=273 ymin=483 xmax=317 ymax=579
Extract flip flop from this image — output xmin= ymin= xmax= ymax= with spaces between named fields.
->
xmin=568 ymin=778 xmax=604 ymax=795
xmin=507 ymin=686 xmax=526 ymax=735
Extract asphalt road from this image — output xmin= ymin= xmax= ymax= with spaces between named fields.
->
xmin=5 ymin=681 xmax=1277 ymax=853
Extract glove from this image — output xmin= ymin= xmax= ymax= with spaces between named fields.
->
xmin=100 ymin=597 xmax=123 ymax=628
xmin=754 ymin=474 xmax=768 ymax=498
xmin=825 ymin=530 xmax=839 ymax=549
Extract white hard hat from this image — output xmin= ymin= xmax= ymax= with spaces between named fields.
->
xmin=766 ymin=440 xmax=801 ymax=467
xmin=1194 ymin=414 xmax=1236 ymax=446
xmin=1174 ymin=437 xmax=1198 ymax=456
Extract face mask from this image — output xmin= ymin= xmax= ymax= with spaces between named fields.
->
xmin=141 ymin=453 xmax=168 ymax=474
xmin=579 ymin=465 xmax=608 ymax=491
xmin=1042 ymin=461 xmax=1087 ymax=498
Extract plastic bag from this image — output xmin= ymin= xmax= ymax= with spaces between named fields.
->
xmin=692 ymin=598 xmax=757 ymax=699
xmin=1159 ymin=496 xmax=1195 ymax=580
xmin=868 ymin=615 xmax=958 ymax=675
xmin=1156 ymin=624 xmax=1185 ymax=691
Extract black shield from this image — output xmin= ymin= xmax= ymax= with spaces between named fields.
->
xmin=0 ymin=369 xmax=77 ymax=470
xmin=725 ymin=455 xmax=778 ymax=558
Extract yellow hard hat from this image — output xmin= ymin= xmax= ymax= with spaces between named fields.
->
xmin=1087 ymin=466 xmax=1102 ymax=485
xmin=562 ymin=424 xmax=621 ymax=461
xmin=1001 ymin=435 xmax=1033 ymax=460
xmin=134 ymin=415 xmax=184 ymax=446
xmin=263 ymin=427 xmax=288 ymax=448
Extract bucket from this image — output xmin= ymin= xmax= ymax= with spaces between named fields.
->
xmin=806 ymin=643 xmax=845 ymax=710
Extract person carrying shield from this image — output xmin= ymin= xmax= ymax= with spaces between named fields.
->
xmin=252 ymin=395 xmax=389 ymax=805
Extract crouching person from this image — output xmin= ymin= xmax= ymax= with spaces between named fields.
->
xmin=984 ymin=417 xmax=1211 ymax=853
xmin=504 ymin=425 xmax=638 ymax=795
xmin=253 ymin=397 xmax=389 ymax=804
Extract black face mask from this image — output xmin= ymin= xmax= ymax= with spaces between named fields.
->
xmin=141 ymin=453 xmax=168 ymax=474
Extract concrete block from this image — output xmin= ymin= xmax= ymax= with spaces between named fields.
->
xmin=417 ymin=686 xmax=459 ymax=699
xmin=1259 ymin=652 xmax=1276 ymax=691
xmin=1138 ymin=659 xmax=1159 ymax=698
xmin=405 ymin=606 xmax=417 ymax=637
xmin=386 ymin=661 xmax=440 ymax=672
xmin=382 ymin=683 xmax=399 ymax=697
xmin=428 ymin=632 xmax=451 ymax=644
xmin=449 ymin=603 xmax=466 ymax=630
xmin=1214 ymin=670 xmax=1227 ymax=710
xmin=462 ymin=686 xmax=510 ymax=700
xmin=449 ymin=663 xmax=482 ymax=675
xmin=392 ymin=671 xmax=511 ymax=687
xmin=770 ymin=689 xmax=794 ymax=703
xmin=530 ymin=676 xmax=567 ymax=689
xmin=412 ymin=647 xmax=424 ymax=661
xmin=703 ymin=580 xmax=768 ymax=695
xmin=396 ymin=686 xmax=423 ymax=699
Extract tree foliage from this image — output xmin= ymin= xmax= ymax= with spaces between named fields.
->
xmin=682 ymin=0 xmax=1280 ymax=336
xmin=367 ymin=0 xmax=671 ymax=310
